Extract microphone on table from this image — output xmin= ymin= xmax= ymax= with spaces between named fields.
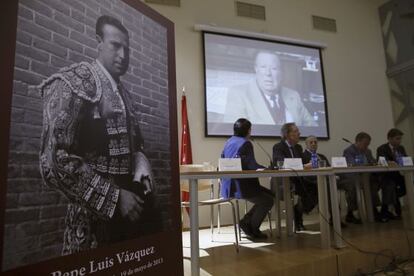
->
xmin=250 ymin=138 xmax=275 ymax=169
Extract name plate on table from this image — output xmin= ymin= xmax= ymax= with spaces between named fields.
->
xmin=218 ymin=158 xmax=242 ymax=171
xmin=378 ymin=156 xmax=388 ymax=166
xmin=331 ymin=157 xmax=348 ymax=168
xmin=402 ymin=156 xmax=413 ymax=166
xmin=283 ymin=158 xmax=304 ymax=170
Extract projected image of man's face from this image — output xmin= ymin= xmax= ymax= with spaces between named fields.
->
xmin=254 ymin=52 xmax=281 ymax=96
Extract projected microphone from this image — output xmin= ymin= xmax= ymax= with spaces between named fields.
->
xmin=342 ymin=138 xmax=352 ymax=144
xmin=250 ymin=138 xmax=275 ymax=169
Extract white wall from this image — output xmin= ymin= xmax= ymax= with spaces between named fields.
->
xmin=145 ymin=0 xmax=394 ymax=227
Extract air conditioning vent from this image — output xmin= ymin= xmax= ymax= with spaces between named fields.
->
xmin=236 ymin=1 xmax=266 ymax=20
xmin=312 ymin=15 xmax=337 ymax=33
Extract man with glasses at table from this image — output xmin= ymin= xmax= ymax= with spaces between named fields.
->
xmin=273 ymin=123 xmax=316 ymax=231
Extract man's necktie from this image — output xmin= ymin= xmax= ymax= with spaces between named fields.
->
xmin=392 ymin=147 xmax=399 ymax=161
xmin=288 ymin=146 xmax=294 ymax=158
xmin=270 ymin=95 xmax=285 ymax=124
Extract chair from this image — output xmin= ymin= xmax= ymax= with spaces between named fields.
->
xmin=217 ymin=180 xmax=273 ymax=241
xmin=180 ymin=164 xmax=239 ymax=252
xmin=216 ymin=157 xmax=274 ymax=239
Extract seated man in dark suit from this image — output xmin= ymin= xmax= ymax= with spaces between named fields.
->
xmin=221 ymin=118 xmax=274 ymax=239
xmin=376 ymin=128 xmax=407 ymax=219
xmin=303 ymin=136 xmax=356 ymax=226
xmin=343 ymin=132 xmax=391 ymax=223
xmin=272 ymin=123 xmax=316 ymax=231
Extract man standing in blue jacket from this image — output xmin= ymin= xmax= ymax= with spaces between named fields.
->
xmin=221 ymin=118 xmax=274 ymax=239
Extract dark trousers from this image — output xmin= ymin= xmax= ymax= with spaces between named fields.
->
xmin=274 ymin=177 xmax=318 ymax=225
xmin=295 ymin=179 xmax=318 ymax=214
xmin=337 ymin=176 xmax=358 ymax=212
xmin=296 ymin=181 xmax=318 ymax=225
xmin=242 ymin=186 xmax=274 ymax=231
xmin=341 ymin=174 xmax=385 ymax=213
xmin=380 ymin=173 xmax=405 ymax=215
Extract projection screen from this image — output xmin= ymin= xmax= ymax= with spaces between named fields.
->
xmin=204 ymin=32 xmax=330 ymax=138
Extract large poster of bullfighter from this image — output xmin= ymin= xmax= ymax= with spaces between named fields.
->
xmin=0 ymin=0 xmax=182 ymax=275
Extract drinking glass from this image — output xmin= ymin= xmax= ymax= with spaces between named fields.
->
xmin=277 ymin=161 xmax=284 ymax=169
xmin=318 ymin=160 xmax=327 ymax=168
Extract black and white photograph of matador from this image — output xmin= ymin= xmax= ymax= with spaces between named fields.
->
xmin=38 ymin=14 xmax=163 ymax=254
xmin=2 ymin=0 xmax=173 ymax=270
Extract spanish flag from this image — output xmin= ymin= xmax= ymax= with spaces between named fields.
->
xmin=180 ymin=92 xmax=192 ymax=213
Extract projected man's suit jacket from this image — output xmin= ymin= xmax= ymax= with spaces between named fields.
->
xmin=224 ymin=80 xmax=316 ymax=127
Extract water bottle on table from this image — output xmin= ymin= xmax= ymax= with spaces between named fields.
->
xmin=311 ymin=152 xmax=318 ymax=168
